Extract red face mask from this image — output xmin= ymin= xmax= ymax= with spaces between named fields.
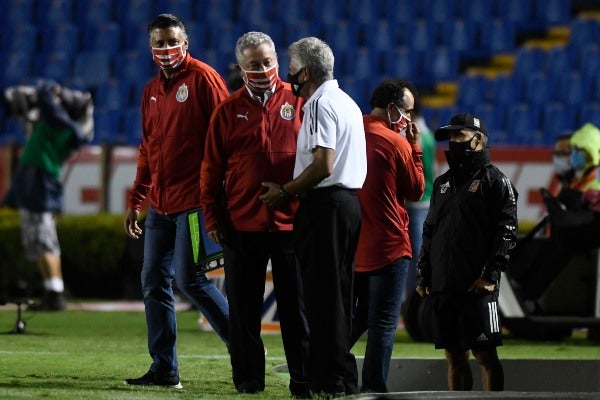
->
xmin=152 ymin=44 xmax=185 ymax=70
xmin=241 ymin=65 xmax=278 ymax=93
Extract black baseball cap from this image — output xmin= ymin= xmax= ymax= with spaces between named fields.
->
xmin=434 ymin=113 xmax=488 ymax=141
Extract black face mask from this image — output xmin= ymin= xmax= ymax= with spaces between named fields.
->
xmin=448 ymin=135 xmax=476 ymax=163
xmin=287 ymin=69 xmax=305 ymax=97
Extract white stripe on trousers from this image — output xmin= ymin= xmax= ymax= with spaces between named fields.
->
xmin=488 ymin=301 xmax=500 ymax=333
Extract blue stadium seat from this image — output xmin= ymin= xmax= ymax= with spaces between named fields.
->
xmin=73 ymin=51 xmax=111 ymax=87
xmin=497 ymin=0 xmax=534 ymax=27
xmin=593 ymin=74 xmax=600 ymax=102
xmin=197 ymin=0 xmax=234 ymax=23
xmin=522 ymin=72 xmax=550 ymax=107
xmin=541 ymin=102 xmax=577 ymax=143
xmin=185 ymin=22 xmax=210 ymax=57
xmin=578 ymin=102 xmax=600 ymax=128
xmin=424 ymin=46 xmax=459 ymax=82
xmin=2 ymin=0 xmax=35 ymax=24
xmin=443 ymin=19 xmax=476 ymax=55
xmin=40 ymin=23 xmax=80 ymax=55
xmin=155 ymin=0 xmax=193 ymax=21
xmin=456 ymin=74 xmax=488 ymax=109
xmin=34 ymin=51 xmax=73 ymax=83
xmin=347 ymin=1 xmax=377 ymax=24
xmin=533 ymin=0 xmax=571 ymax=27
xmin=546 ymin=46 xmax=573 ymax=80
xmin=115 ymin=50 xmax=153 ymax=88
xmin=93 ymin=78 xmax=129 ymax=111
xmin=579 ymin=45 xmax=600 ymax=81
xmin=82 ymin=22 xmax=122 ymax=53
xmin=424 ymin=0 xmax=456 ymax=22
xmin=473 ymin=103 xmax=505 ymax=144
xmin=480 ymin=19 xmax=516 ymax=54
xmin=381 ymin=47 xmax=417 ymax=82
xmin=36 ymin=0 xmax=74 ymax=24
xmin=568 ymin=18 xmax=599 ymax=51
xmin=75 ymin=0 xmax=114 ymax=24
xmin=403 ymin=19 xmax=436 ymax=52
xmin=122 ymin=107 xmax=143 ymax=146
xmin=512 ymin=46 xmax=547 ymax=91
xmin=115 ymin=0 xmax=155 ymax=25
xmin=1 ymin=23 xmax=37 ymax=53
xmin=282 ymin=20 xmax=321 ymax=50
xmin=122 ymin=22 xmax=151 ymax=53
xmin=488 ymin=74 xmax=518 ymax=107
xmin=93 ymin=108 xmax=123 ymax=145
xmin=321 ymin=20 xmax=360 ymax=53
xmin=457 ymin=0 xmax=492 ymax=22
xmin=208 ymin=21 xmax=243 ymax=59
xmin=556 ymin=72 xmax=591 ymax=106
xmin=507 ymin=103 xmax=541 ymax=145
xmin=362 ymin=20 xmax=399 ymax=54
xmin=0 ymin=51 xmax=32 ymax=87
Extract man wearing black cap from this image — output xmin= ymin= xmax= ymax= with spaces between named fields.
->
xmin=415 ymin=113 xmax=518 ymax=391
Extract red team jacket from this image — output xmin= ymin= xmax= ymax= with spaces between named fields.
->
xmin=355 ymin=115 xmax=425 ymax=272
xmin=201 ymin=77 xmax=303 ymax=232
xmin=128 ymin=53 xmax=229 ymax=214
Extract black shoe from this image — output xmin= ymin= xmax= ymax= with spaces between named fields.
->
xmin=124 ymin=370 xmax=183 ymax=389
xmin=28 ymin=291 xmax=67 ymax=311
xmin=236 ymin=380 xmax=263 ymax=394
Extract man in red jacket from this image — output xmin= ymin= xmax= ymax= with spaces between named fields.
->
xmin=200 ymin=31 xmax=309 ymax=396
xmin=351 ymin=78 xmax=424 ymax=392
xmin=123 ymin=14 xmax=230 ymax=389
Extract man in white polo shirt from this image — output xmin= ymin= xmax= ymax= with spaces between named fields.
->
xmin=260 ymin=36 xmax=367 ymax=397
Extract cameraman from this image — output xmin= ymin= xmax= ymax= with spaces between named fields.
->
xmin=2 ymin=80 xmax=94 ymax=310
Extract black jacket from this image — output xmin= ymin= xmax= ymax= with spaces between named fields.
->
xmin=416 ymin=148 xmax=518 ymax=293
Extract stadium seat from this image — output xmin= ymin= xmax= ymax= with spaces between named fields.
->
xmin=122 ymin=107 xmax=143 ymax=146
xmin=443 ymin=19 xmax=476 ymax=55
xmin=404 ymin=19 xmax=436 ymax=52
xmin=93 ymin=78 xmax=129 ymax=111
xmin=73 ymin=51 xmax=111 ymax=87
xmin=456 ymin=74 xmax=488 ymax=109
xmin=497 ymin=0 xmax=534 ymax=27
xmin=115 ymin=0 xmax=155 ymax=25
xmin=81 ymin=22 xmax=122 ymax=53
xmin=424 ymin=46 xmax=459 ymax=82
xmin=579 ymin=45 xmax=600 ymax=81
xmin=362 ymin=20 xmax=399 ymax=54
xmin=577 ymin=102 xmax=600 ymax=128
xmin=0 ymin=51 xmax=32 ymax=87
xmin=541 ymin=102 xmax=577 ymax=143
xmin=381 ymin=47 xmax=417 ymax=83
xmin=34 ymin=51 xmax=73 ymax=83
xmin=2 ymin=0 xmax=35 ymax=25
xmin=533 ymin=0 xmax=571 ymax=27
xmin=122 ymin=22 xmax=151 ymax=53
xmin=1 ymin=23 xmax=37 ymax=53
xmin=36 ymin=0 xmax=74 ymax=24
xmin=40 ymin=22 xmax=80 ymax=55
xmin=546 ymin=46 xmax=573 ymax=80
xmin=93 ymin=108 xmax=123 ymax=145
xmin=522 ymin=72 xmax=550 ymax=107
xmin=321 ymin=20 xmax=360 ymax=53
xmin=155 ymin=0 xmax=193 ymax=21
xmin=424 ymin=0 xmax=456 ymax=22
xmin=507 ymin=103 xmax=541 ymax=145
xmin=473 ymin=102 xmax=505 ymax=143
xmin=480 ymin=19 xmax=516 ymax=54
xmin=554 ymin=72 xmax=591 ymax=106
xmin=488 ymin=74 xmax=518 ymax=107
xmin=457 ymin=0 xmax=492 ymax=23
xmin=347 ymin=1 xmax=377 ymax=25
xmin=75 ymin=0 xmax=114 ymax=24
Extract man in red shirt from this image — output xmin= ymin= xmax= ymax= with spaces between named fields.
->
xmin=200 ymin=31 xmax=309 ymax=396
xmin=123 ymin=14 xmax=230 ymax=389
xmin=351 ymin=78 xmax=424 ymax=392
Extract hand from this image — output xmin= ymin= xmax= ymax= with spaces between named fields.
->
xmin=258 ymin=181 xmax=284 ymax=207
xmin=468 ymin=277 xmax=496 ymax=295
xmin=416 ymin=285 xmax=429 ymax=298
xmin=405 ymin=121 xmax=420 ymax=145
xmin=207 ymin=229 xmax=223 ymax=245
xmin=124 ymin=208 xmax=142 ymax=239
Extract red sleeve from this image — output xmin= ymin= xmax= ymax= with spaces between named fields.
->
xmin=200 ymin=102 xmax=229 ymax=231
xmin=396 ymin=139 xmax=425 ymax=202
xmin=128 ymin=85 xmax=152 ymax=210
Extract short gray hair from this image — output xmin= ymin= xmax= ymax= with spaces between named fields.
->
xmin=235 ymin=31 xmax=276 ymax=64
xmin=288 ymin=37 xmax=334 ymax=84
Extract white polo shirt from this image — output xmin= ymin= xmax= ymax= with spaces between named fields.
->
xmin=293 ymin=79 xmax=367 ymax=189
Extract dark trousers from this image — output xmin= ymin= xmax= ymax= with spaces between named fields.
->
xmin=294 ymin=187 xmax=362 ymax=395
xmin=222 ymin=230 xmax=309 ymax=393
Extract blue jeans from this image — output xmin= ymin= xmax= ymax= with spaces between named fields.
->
xmin=405 ymin=205 xmax=428 ymax=301
xmin=141 ymin=207 xmax=229 ymax=374
xmin=350 ymin=258 xmax=409 ymax=392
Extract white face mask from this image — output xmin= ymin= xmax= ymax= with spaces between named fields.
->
xmin=387 ymin=104 xmax=411 ymax=135
xmin=151 ymin=44 xmax=186 ymax=70
xmin=241 ymin=65 xmax=278 ymax=93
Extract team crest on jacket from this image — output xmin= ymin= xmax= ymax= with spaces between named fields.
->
xmin=469 ymin=180 xmax=481 ymax=192
xmin=440 ymin=181 xmax=450 ymax=194
xmin=280 ymin=102 xmax=295 ymax=120
xmin=176 ymin=83 xmax=189 ymax=102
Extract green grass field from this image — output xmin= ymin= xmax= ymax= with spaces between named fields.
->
xmin=1 ymin=306 xmax=599 ymax=400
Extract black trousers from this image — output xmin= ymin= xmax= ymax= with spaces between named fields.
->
xmin=294 ymin=187 xmax=361 ymax=395
xmin=222 ymin=230 xmax=309 ymax=393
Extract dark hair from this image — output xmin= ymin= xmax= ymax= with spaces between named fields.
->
xmin=147 ymin=13 xmax=187 ymax=35
xmin=369 ymin=78 xmax=416 ymax=110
